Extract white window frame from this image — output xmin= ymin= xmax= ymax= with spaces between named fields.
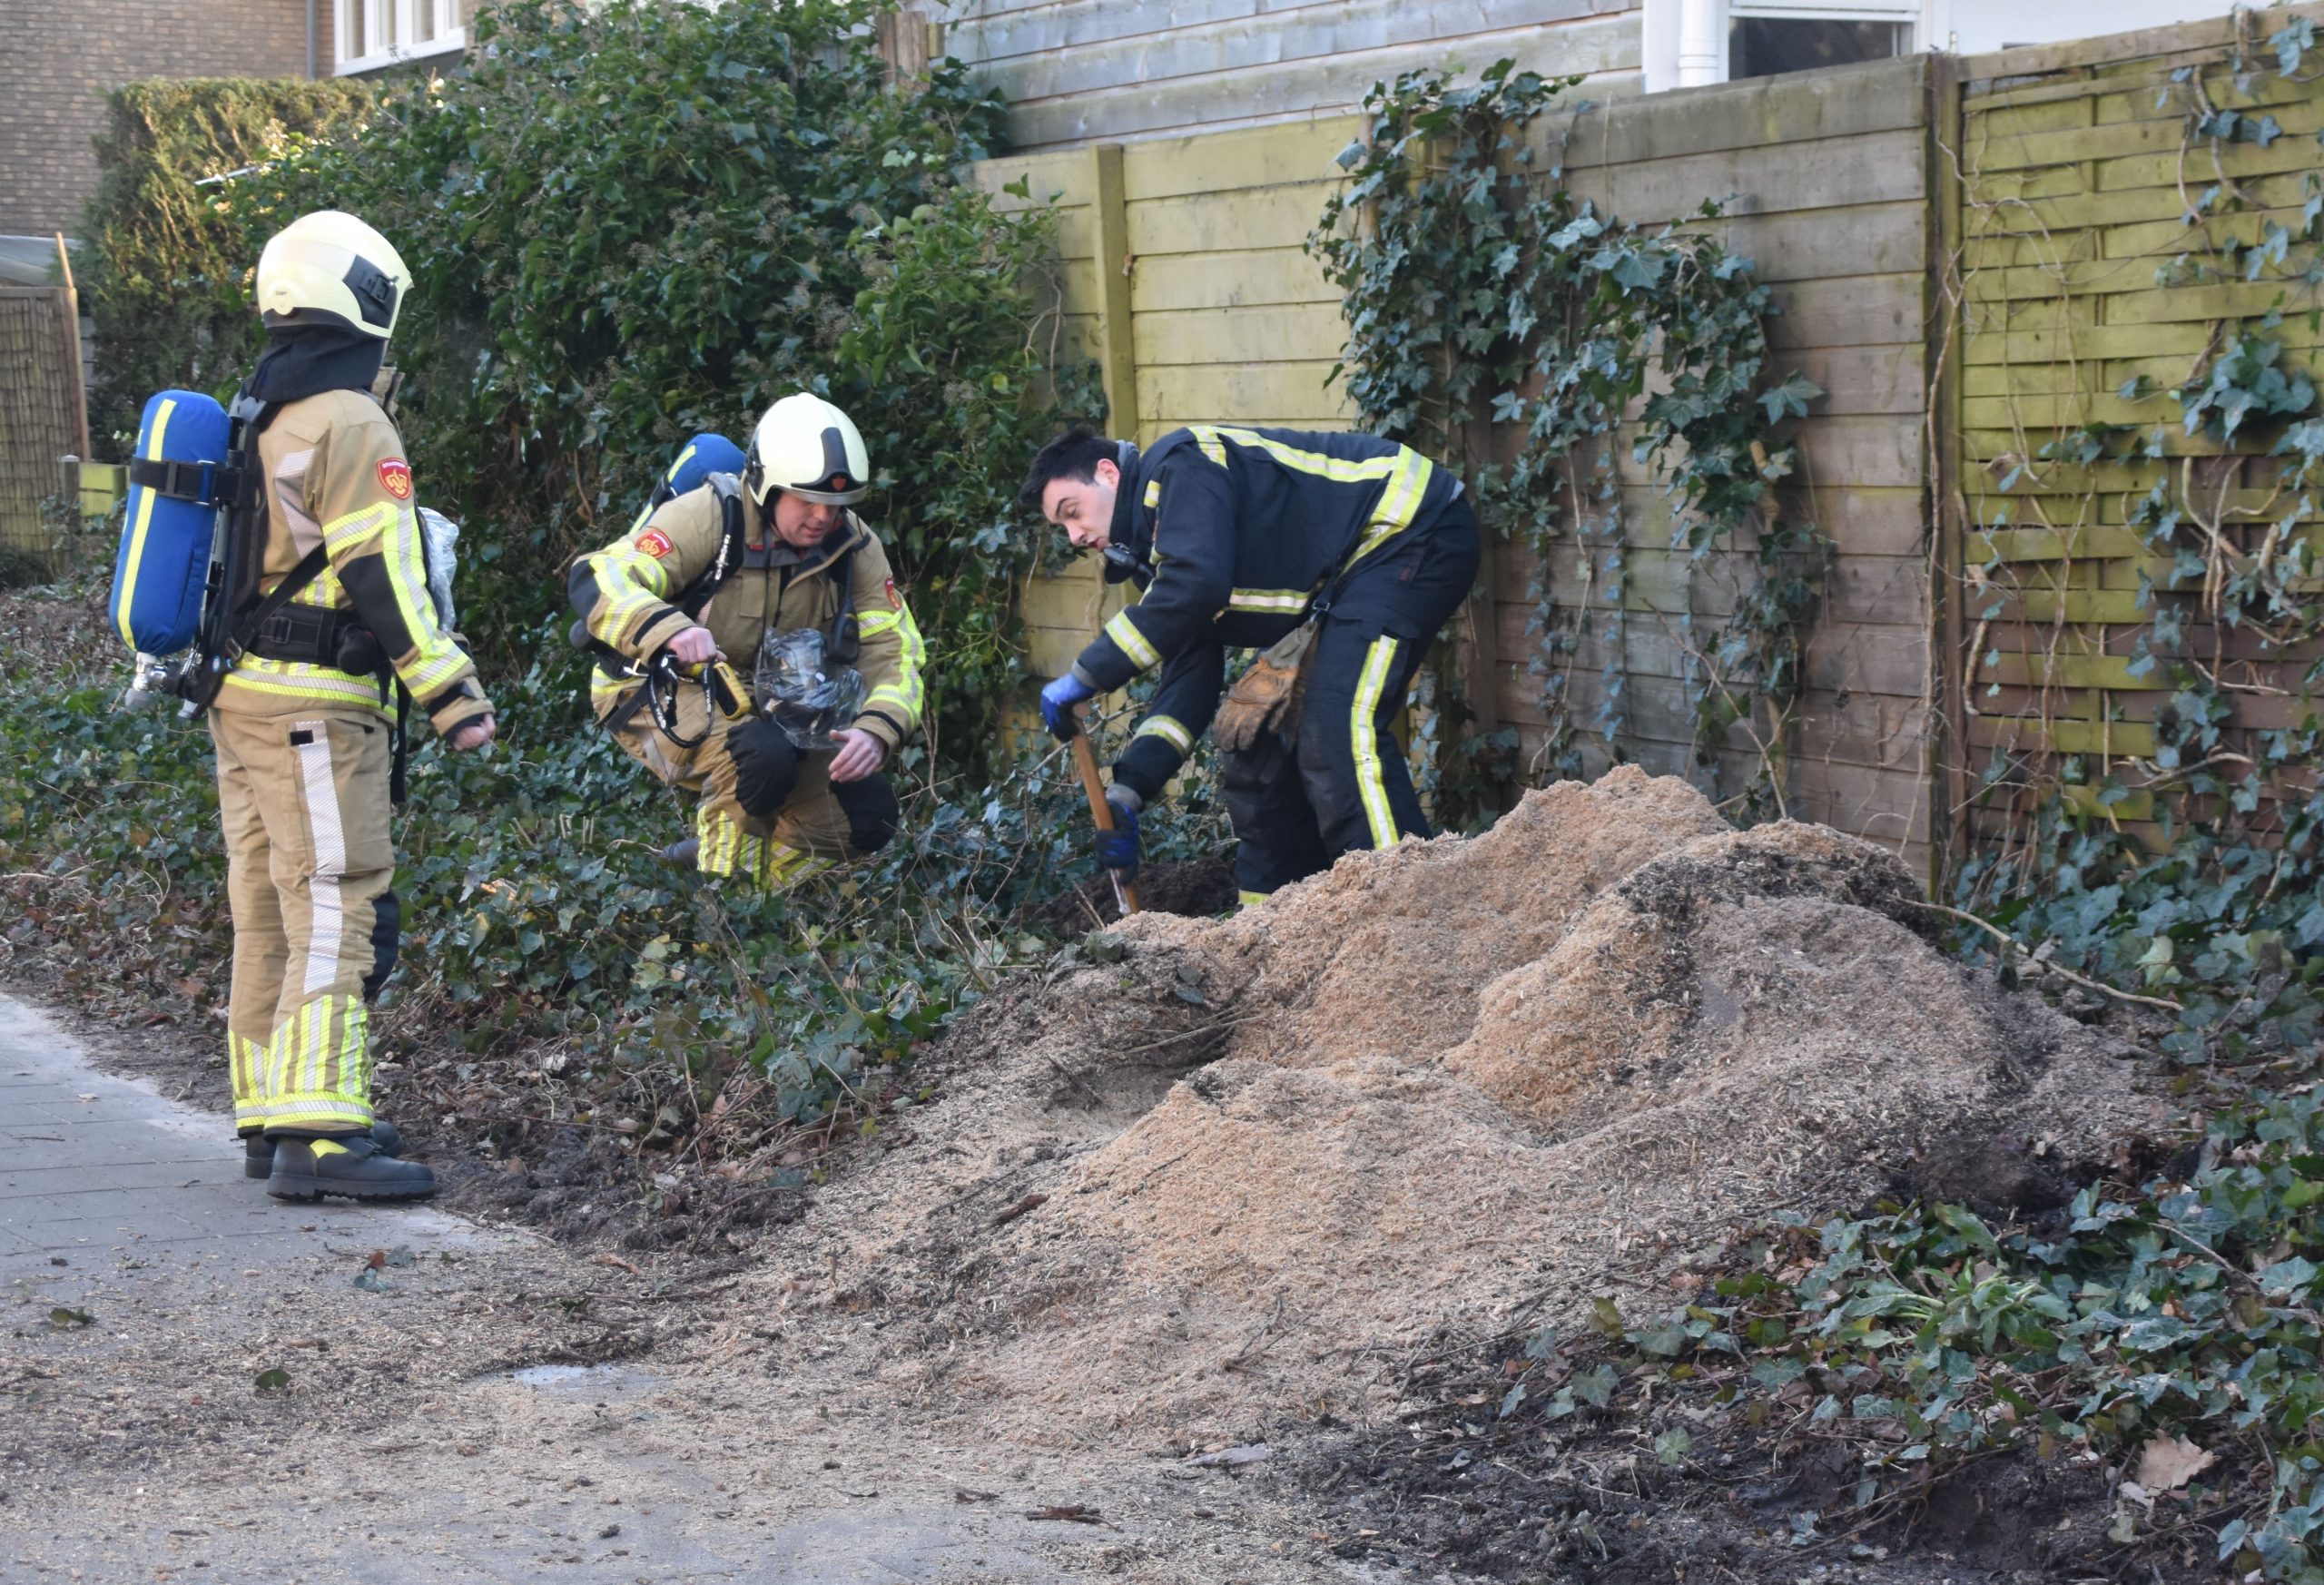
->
xmin=1643 ymin=0 xmax=1946 ymax=91
xmin=336 ymin=0 xmax=466 ymax=76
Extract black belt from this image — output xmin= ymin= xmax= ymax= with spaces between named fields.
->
xmin=243 ymin=603 xmax=380 ymax=672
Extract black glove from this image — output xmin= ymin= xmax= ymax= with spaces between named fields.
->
xmin=833 ymin=773 xmax=900 ymax=854
xmin=726 ymin=717 xmax=799 ymax=818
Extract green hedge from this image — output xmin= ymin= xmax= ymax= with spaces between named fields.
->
xmin=79 ymin=76 xmax=374 ymax=447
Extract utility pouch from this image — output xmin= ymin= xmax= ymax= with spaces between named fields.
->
xmin=1214 ymin=621 xmax=1318 ymax=754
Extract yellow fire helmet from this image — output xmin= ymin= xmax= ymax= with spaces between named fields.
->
xmin=744 ymin=392 xmax=871 ymax=507
xmin=254 ymin=210 xmax=411 ymax=341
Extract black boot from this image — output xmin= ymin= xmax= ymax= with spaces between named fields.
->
xmin=242 ymin=1118 xmax=405 ymax=1180
xmin=266 ymin=1133 xmax=437 ymax=1202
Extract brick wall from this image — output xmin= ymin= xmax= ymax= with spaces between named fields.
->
xmin=0 ymin=0 xmax=330 ymax=238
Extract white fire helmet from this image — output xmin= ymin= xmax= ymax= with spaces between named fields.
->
xmin=745 ymin=392 xmax=871 ymax=507
xmin=254 ymin=210 xmax=411 ymax=341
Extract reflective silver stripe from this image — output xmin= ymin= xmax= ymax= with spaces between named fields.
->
xmin=294 ymin=722 xmax=347 ymax=1008
xmin=1136 ymin=714 xmax=1194 ymax=754
xmin=1226 ymin=588 xmax=1310 ymax=613
xmin=1103 ymin=608 xmax=1162 ymax=670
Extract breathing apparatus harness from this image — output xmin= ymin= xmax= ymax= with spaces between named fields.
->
xmin=131 ymin=389 xmax=422 ymax=802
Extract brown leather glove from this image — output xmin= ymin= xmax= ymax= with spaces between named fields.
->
xmin=1214 ymin=624 xmax=1318 ymax=754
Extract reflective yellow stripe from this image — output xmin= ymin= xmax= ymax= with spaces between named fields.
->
xmin=1205 ymin=426 xmax=1399 ymax=487
xmin=379 ymin=503 xmax=464 ymax=689
xmin=1226 ymin=588 xmax=1309 ymax=614
xmin=1143 ymin=479 xmax=1161 ymax=508
xmin=1348 ymin=450 xmax=1434 ymax=565
xmin=694 ymin=808 xmax=839 ymax=892
xmin=1350 ymin=635 xmax=1402 ymax=848
xmin=216 ymin=661 xmax=393 ymax=714
xmin=320 ymin=499 xmax=397 ymax=554
xmin=229 ymin=1032 xmax=266 ymax=1126
xmin=1135 ymin=714 xmax=1193 ymax=754
xmin=1190 ymin=427 xmax=1229 ymax=468
xmin=862 ymin=597 xmax=927 ymax=724
xmin=1237 ymin=889 xmax=1271 ymax=908
xmin=242 ymin=994 xmax=371 ymax=1132
xmin=1187 ymin=427 xmax=1435 ymax=570
xmin=113 ymin=397 xmax=179 ymax=645
xmin=1102 ymin=608 xmax=1162 ymax=671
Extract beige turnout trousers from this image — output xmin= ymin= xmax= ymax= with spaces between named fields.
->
xmin=597 ymin=676 xmax=854 ymax=891
xmin=211 ymin=706 xmax=398 ymax=1135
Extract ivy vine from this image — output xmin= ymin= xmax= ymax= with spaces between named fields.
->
xmin=1951 ymin=16 xmax=2324 ymax=1068
xmin=1309 ymin=63 xmax=1827 ymax=823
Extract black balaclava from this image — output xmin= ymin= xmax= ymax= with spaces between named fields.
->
xmin=245 ymin=322 xmax=388 ymax=405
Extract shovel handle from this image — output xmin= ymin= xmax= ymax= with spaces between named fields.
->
xmin=1068 ymin=719 xmax=1141 ymax=916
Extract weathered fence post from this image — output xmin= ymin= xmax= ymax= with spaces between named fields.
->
xmin=1088 ymin=143 xmax=1138 ymax=438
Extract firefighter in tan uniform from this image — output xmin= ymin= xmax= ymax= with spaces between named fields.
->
xmin=570 ymin=395 xmax=926 ymax=888
xmin=216 ymin=211 xmax=496 ymax=1201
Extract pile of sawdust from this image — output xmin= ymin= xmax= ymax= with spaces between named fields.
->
xmin=754 ymin=768 xmax=2158 ymax=1452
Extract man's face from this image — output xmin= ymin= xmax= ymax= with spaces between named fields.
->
xmin=770 ymin=490 xmax=843 ymax=550
xmin=1041 ymin=457 xmax=1120 ymax=550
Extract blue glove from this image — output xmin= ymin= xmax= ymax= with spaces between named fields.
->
xmin=1096 ymin=794 xmax=1140 ymax=874
xmin=1039 ymin=672 xmax=1097 ymax=740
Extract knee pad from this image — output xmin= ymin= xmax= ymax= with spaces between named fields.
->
xmin=725 ymin=719 xmax=800 ymax=818
xmin=832 ymin=773 xmax=900 ymax=854
xmin=362 ymin=889 xmax=401 ymax=1003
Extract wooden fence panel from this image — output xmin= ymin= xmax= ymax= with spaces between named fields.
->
xmin=970 ymin=57 xmax=1943 ymax=872
xmin=0 ymin=285 xmax=86 ymax=573
xmin=1493 ymin=54 xmax=1935 ymax=874
xmin=1934 ymin=5 xmax=2324 ymax=869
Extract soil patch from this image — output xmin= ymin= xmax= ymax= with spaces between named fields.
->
xmin=737 ymin=769 xmax=2163 ymax=1461
xmin=1020 ymin=854 xmax=1239 ymax=933
xmin=1295 ymin=1375 xmax=2171 ymax=1582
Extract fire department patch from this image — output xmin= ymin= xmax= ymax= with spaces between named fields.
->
xmin=884 ymin=576 xmax=902 ymax=610
xmin=377 ymin=458 xmax=413 ymax=500
xmin=635 ymin=529 xmax=676 ymax=559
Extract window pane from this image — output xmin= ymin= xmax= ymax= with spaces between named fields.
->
xmin=341 ymin=0 xmax=365 ymax=58
xmin=1729 ymin=18 xmax=1905 ymax=79
xmin=417 ymin=0 xmax=437 ymax=44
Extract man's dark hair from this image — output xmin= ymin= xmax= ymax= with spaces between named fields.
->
xmin=1018 ymin=429 xmax=1119 ymax=514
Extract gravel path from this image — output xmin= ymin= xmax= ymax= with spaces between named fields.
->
xmin=0 ymin=991 xmax=1385 ymax=1585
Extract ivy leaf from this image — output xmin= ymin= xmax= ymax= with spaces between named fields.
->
xmin=1569 ymin=1364 xmax=1619 ymax=1408
xmin=2255 ymin=1255 xmax=2319 ymax=1298
xmin=1758 ymin=373 xmax=1822 ymax=424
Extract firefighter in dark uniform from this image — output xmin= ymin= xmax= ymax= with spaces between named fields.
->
xmin=1019 ymin=426 xmax=1480 ymax=903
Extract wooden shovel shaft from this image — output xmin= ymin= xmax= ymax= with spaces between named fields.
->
xmin=1069 ymin=725 xmax=1141 ymax=916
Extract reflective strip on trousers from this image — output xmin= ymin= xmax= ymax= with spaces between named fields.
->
xmin=244 ymin=991 xmax=373 ymax=1133
xmin=1349 ymin=635 xmax=1403 ymax=850
xmin=694 ymin=804 xmax=839 ymax=894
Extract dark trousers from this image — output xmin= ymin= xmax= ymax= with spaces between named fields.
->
xmin=1220 ymin=495 xmax=1482 ymax=899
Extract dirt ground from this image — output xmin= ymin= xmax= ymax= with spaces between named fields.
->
xmin=6 ymin=767 xmax=2191 ymax=1581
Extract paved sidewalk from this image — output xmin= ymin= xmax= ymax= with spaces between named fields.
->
xmin=0 ymin=991 xmax=491 ymax=1293
xmin=0 ymin=991 xmax=1088 ymax=1585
